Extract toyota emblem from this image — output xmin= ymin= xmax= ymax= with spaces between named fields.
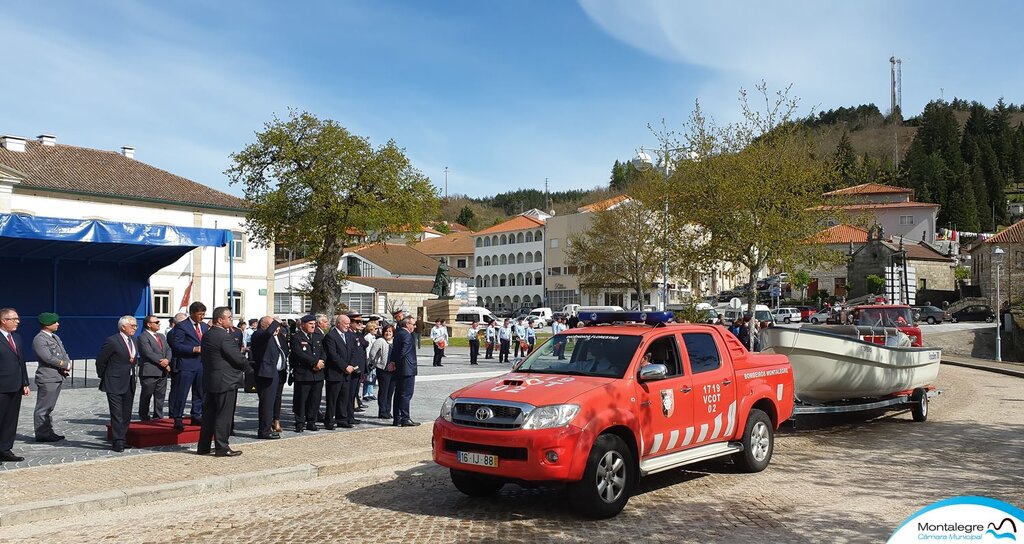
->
xmin=475 ymin=407 xmax=494 ymax=421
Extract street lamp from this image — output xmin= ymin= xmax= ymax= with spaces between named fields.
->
xmin=633 ymin=145 xmax=687 ymax=311
xmin=993 ymin=246 xmax=1004 ymax=362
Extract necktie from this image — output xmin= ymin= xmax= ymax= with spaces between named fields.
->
xmin=194 ymin=323 xmax=203 ymax=340
xmin=6 ymin=333 xmax=16 ymax=354
xmin=124 ymin=335 xmax=135 ymax=360
xmin=156 ymin=333 xmax=163 ymax=349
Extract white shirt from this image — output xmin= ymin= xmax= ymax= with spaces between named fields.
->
xmin=467 ymin=326 xmax=480 ymax=341
xmin=431 ymin=325 xmax=449 ymax=344
xmin=120 ymin=332 xmax=136 ymax=359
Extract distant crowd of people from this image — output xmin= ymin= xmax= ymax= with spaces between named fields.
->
xmin=0 ymin=304 xmax=422 ymax=462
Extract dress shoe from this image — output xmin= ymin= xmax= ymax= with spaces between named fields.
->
xmin=378 ymin=414 xmax=392 ymax=419
xmin=400 ymin=420 xmax=421 ymax=427
xmin=191 ymin=418 xmax=203 ymax=427
xmin=35 ymin=434 xmax=62 ymax=443
xmin=0 ymin=450 xmax=25 ymax=462
xmin=323 ymin=423 xmax=336 ymax=430
xmin=305 ymin=423 xmax=319 ymax=431
xmin=350 ymin=419 xmax=363 ymax=425
xmin=392 ymin=420 xmax=400 ymax=427
xmin=354 ymin=406 xmax=366 ymax=413
xmin=173 ymin=419 xmax=185 ymax=431
xmin=272 ymin=419 xmax=283 ymax=433
xmin=338 ymin=422 xmax=353 ymax=429
xmin=112 ymin=442 xmax=125 ymax=452
xmin=213 ymin=449 xmax=242 ymax=457
xmin=294 ymin=423 xmax=305 ymax=433
xmin=258 ymin=432 xmax=281 ymax=440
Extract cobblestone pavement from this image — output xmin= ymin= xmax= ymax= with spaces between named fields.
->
xmin=2 ymin=346 xmax=507 ymax=470
xmin=2 ymin=364 xmax=1021 ymax=543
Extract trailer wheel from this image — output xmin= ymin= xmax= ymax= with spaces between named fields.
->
xmin=732 ymin=409 xmax=773 ymax=473
xmin=450 ymin=469 xmax=505 ymax=497
xmin=911 ymin=388 xmax=928 ymax=422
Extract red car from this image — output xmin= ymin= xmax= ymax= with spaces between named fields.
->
xmin=851 ymin=305 xmax=923 ymax=347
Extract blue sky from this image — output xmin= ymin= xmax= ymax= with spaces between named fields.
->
xmin=2 ymin=1 xmax=1023 ymax=199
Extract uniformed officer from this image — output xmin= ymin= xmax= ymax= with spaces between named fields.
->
xmin=498 ymin=319 xmax=513 ymax=363
xmin=484 ymin=321 xmax=497 ymax=360
xmin=290 ymin=315 xmax=325 ymax=432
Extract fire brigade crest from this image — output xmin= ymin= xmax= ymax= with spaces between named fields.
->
xmin=660 ymin=389 xmax=674 ymax=417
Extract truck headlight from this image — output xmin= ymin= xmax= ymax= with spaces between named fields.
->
xmin=522 ymin=404 xmax=580 ymax=430
xmin=440 ymin=397 xmax=454 ymax=422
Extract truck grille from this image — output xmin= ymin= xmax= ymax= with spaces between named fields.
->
xmin=452 ymin=400 xmax=528 ymax=430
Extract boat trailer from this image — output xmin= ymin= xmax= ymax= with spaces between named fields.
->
xmin=791 ymin=386 xmax=939 ymax=422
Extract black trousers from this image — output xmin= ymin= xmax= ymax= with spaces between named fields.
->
xmin=392 ymin=374 xmax=415 ymax=423
xmin=106 ymin=385 xmax=135 ymax=445
xmin=274 ymin=369 xmax=286 ymax=420
xmin=485 ymin=339 xmax=494 ymax=359
xmin=469 ymin=339 xmax=479 ymax=364
xmin=324 ymin=380 xmax=344 ymax=426
xmin=432 ymin=344 xmax=444 ymax=366
xmin=341 ymin=373 xmax=360 ymax=423
xmin=292 ymin=380 xmax=322 ymax=425
xmin=513 ymin=338 xmax=522 ymax=358
xmin=499 ymin=339 xmax=510 ymax=363
xmin=376 ymin=369 xmax=395 ymax=417
xmin=255 ymin=373 xmax=280 ymax=435
xmin=138 ymin=375 xmax=167 ymax=420
xmin=0 ymin=390 xmax=22 ymax=452
xmin=199 ymin=389 xmax=237 ymax=453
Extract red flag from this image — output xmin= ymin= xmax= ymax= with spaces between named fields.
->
xmin=178 ymin=279 xmax=193 ymax=311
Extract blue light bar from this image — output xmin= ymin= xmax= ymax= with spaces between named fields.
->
xmin=581 ymin=311 xmax=675 ymax=325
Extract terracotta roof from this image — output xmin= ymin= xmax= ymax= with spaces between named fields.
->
xmin=983 ymin=218 xmax=1024 ymax=244
xmin=577 ymin=195 xmax=630 ymax=213
xmin=806 ymin=224 xmax=869 ymax=244
xmin=445 ymin=222 xmax=472 ymax=232
xmin=823 ymin=183 xmax=913 ymax=197
xmin=348 ymin=277 xmax=435 ymax=294
xmin=474 ymin=215 xmax=545 ymax=236
xmin=415 ymin=231 xmax=475 ymax=256
xmin=813 ymin=202 xmax=940 ymax=211
xmin=897 ymin=241 xmax=954 ymax=262
xmin=0 ymin=138 xmax=245 ymax=210
xmin=349 ymin=243 xmax=469 ymax=278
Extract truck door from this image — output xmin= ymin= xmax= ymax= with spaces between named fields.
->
xmin=633 ymin=334 xmax=694 ymax=458
xmin=681 ymin=331 xmax=738 ymax=446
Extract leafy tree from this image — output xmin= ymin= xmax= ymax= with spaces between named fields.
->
xmin=227 ymin=110 xmax=438 ymax=313
xmin=833 ymin=132 xmax=857 ymax=188
xmin=648 ymin=82 xmax=845 ymax=348
xmin=455 ymin=205 xmax=476 ymax=229
xmin=954 ymin=266 xmax=970 ymax=282
xmin=433 ymin=222 xmax=452 ymax=235
xmin=565 ymin=199 xmax=670 ymax=307
xmin=790 ymin=270 xmax=811 ymax=302
xmin=866 ymin=274 xmax=885 ymax=295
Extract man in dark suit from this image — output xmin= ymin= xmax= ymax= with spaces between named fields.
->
xmin=250 ymin=317 xmax=286 ymax=439
xmin=169 ymin=302 xmax=207 ymax=430
xmin=137 ymin=314 xmax=171 ymax=420
xmin=344 ymin=312 xmax=368 ymax=426
xmin=196 ymin=306 xmax=248 ymax=457
xmin=290 ymin=315 xmax=324 ymax=432
xmin=390 ymin=316 xmax=420 ymax=427
xmin=0 ymin=308 xmax=30 ymax=462
xmin=312 ymin=314 xmax=329 ymax=424
xmin=322 ymin=314 xmax=352 ymax=429
xmin=96 ymin=315 xmax=141 ymax=452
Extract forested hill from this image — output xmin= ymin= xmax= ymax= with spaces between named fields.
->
xmin=440 ymin=98 xmax=1024 ymax=233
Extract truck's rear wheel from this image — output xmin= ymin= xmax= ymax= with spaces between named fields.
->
xmin=911 ymin=388 xmax=929 ymax=422
xmin=450 ymin=468 xmax=504 ymax=497
xmin=732 ymin=409 xmax=773 ymax=473
xmin=569 ymin=434 xmax=633 ymax=519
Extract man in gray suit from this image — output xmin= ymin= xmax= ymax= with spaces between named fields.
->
xmin=96 ymin=316 xmax=140 ymax=452
xmin=31 ymin=312 xmax=70 ymax=442
xmin=137 ymin=314 xmax=171 ymax=421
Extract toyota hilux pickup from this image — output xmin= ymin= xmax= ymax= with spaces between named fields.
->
xmin=432 ymin=311 xmax=795 ymax=518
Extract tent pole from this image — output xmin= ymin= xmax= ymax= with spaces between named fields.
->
xmin=212 ymin=220 xmax=218 ymax=308
xmin=228 ymin=232 xmax=234 ymax=314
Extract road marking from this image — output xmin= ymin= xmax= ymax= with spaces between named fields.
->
xmin=418 ymin=370 xmax=507 ymax=383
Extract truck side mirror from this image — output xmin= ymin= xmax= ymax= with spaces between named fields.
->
xmin=638 ymin=363 xmax=668 ymax=381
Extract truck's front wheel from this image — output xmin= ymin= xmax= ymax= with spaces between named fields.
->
xmin=732 ymin=409 xmax=773 ymax=473
xmin=569 ymin=434 xmax=633 ymax=519
xmin=450 ymin=469 xmax=504 ymax=497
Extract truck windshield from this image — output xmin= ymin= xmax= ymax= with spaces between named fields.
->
xmin=516 ymin=334 xmax=642 ymax=378
xmin=854 ymin=307 xmax=915 ymax=327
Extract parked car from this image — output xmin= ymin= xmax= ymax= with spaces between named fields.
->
xmin=492 ymin=309 xmax=514 ymax=319
xmin=913 ymin=305 xmax=950 ymax=325
xmin=808 ymin=309 xmax=831 ymax=324
xmin=529 ymin=307 xmax=554 ymax=327
xmin=796 ymin=306 xmax=816 ymax=322
xmin=951 ymin=305 xmax=995 ymax=323
xmin=770 ymin=307 xmax=802 ymax=324
xmin=716 ymin=290 xmax=736 ymax=303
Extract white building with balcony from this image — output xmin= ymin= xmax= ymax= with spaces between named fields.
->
xmin=473 ymin=209 xmax=550 ymax=310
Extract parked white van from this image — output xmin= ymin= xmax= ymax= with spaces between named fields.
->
xmin=719 ymin=304 xmax=775 ymax=324
xmin=528 ymin=307 xmax=554 ymax=327
xmin=561 ymin=304 xmax=581 ymax=316
xmin=454 ymin=306 xmax=496 ymax=325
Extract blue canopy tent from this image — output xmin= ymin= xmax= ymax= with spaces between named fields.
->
xmin=0 ymin=213 xmax=233 ymax=361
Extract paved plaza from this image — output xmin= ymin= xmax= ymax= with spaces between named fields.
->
xmin=0 ymin=349 xmax=1021 ymax=542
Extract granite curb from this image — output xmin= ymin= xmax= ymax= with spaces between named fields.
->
xmin=942 ymin=356 xmax=1024 ymax=379
xmin=0 ymin=447 xmax=431 ymax=527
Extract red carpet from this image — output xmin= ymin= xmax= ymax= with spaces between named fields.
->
xmin=105 ymin=419 xmax=202 ymax=448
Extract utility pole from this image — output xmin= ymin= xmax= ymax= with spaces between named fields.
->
xmin=544 ymin=177 xmax=551 ymax=212
xmin=443 ymin=166 xmax=449 ymax=200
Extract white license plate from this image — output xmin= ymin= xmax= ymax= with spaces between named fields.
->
xmin=457 ymin=451 xmax=499 ymax=468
